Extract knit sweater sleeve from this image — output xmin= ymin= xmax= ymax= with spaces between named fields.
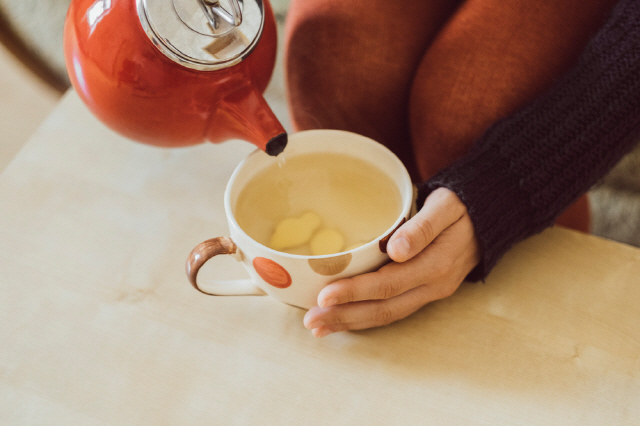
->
xmin=415 ymin=0 xmax=640 ymax=281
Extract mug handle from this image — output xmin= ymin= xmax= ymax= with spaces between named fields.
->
xmin=186 ymin=237 xmax=266 ymax=296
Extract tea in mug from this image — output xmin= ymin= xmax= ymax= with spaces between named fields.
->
xmin=234 ymin=152 xmax=402 ymax=255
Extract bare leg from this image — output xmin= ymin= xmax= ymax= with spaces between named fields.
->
xmin=284 ymin=0 xmax=462 ymax=182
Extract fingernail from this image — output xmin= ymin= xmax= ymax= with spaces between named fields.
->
xmin=320 ymin=298 xmax=338 ymax=308
xmin=313 ymin=328 xmax=333 ymax=338
xmin=391 ymin=236 xmax=410 ymax=259
xmin=305 ymin=319 xmax=325 ymax=329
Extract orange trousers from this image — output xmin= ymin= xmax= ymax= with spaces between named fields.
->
xmin=284 ymin=0 xmax=619 ymax=233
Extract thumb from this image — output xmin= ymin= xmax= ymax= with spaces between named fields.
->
xmin=387 ymin=187 xmax=466 ymax=262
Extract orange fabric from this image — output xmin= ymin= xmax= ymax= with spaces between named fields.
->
xmin=284 ymin=0 xmax=616 ymax=233
xmin=556 ymin=194 xmax=591 ymax=233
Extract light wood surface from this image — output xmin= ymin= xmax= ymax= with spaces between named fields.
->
xmin=1 ymin=91 xmax=640 ymax=425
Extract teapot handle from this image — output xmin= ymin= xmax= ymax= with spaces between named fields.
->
xmin=186 ymin=237 xmax=266 ymax=296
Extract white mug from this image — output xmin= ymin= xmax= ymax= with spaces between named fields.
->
xmin=186 ymin=130 xmax=414 ymax=309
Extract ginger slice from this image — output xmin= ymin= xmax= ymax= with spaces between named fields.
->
xmin=310 ymin=228 xmax=345 ymax=256
xmin=269 ymin=211 xmax=322 ymax=251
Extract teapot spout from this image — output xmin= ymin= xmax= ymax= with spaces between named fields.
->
xmin=266 ymin=132 xmax=288 ymax=156
xmin=209 ymin=82 xmax=287 ymax=156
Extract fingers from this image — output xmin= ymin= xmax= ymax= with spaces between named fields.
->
xmin=305 ymin=284 xmax=437 ymax=334
xmin=316 ymin=202 xmax=474 ymax=307
xmin=316 ymin=251 xmax=436 ymax=307
xmin=304 ymin=187 xmax=480 ymax=337
xmin=307 ymin=214 xmax=481 ymax=337
xmin=387 ymin=187 xmax=466 ymax=262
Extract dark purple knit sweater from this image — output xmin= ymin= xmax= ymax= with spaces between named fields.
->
xmin=416 ymin=0 xmax=640 ymax=281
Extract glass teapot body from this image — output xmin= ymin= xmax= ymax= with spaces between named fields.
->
xmin=64 ymin=0 xmax=286 ymax=154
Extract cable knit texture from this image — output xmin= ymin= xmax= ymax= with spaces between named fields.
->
xmin=416 ymin=0 xmax=640 ymax=281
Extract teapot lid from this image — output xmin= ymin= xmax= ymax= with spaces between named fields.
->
xmin=137 ymin=0 xmax=265 ymax=70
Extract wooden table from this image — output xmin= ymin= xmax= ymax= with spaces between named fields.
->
xmin=2 ymin=91 xmax=640 ymax=425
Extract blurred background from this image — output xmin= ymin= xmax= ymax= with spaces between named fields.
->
xmin=0 ymin=0 xmax=70 ymax=172
xmin=0 ymin=47 xmax=60 ymax=172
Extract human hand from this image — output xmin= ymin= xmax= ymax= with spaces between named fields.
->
xmin=304 ymin=187 xmax=481 ymax=337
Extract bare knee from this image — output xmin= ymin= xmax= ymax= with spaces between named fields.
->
xmin=284 ymin=1 xmax=371 ymax=131
xmin=409 ymin=86 xmax=482 ymax=180
xmin=284 ymin=0 xmax=444 ymax=135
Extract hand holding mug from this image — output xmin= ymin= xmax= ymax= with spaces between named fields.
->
xmin=304 ymin=188 xmax=481 ymax=337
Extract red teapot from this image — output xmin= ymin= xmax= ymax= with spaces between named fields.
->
xmin=64 ymin=0 xmax=287 ymax=156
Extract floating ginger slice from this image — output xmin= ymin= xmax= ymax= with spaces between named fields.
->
xmin=310 ymin=228 xmax=345 ymax=255
xmin=269 ymin=211 xmax=322 ymax=251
